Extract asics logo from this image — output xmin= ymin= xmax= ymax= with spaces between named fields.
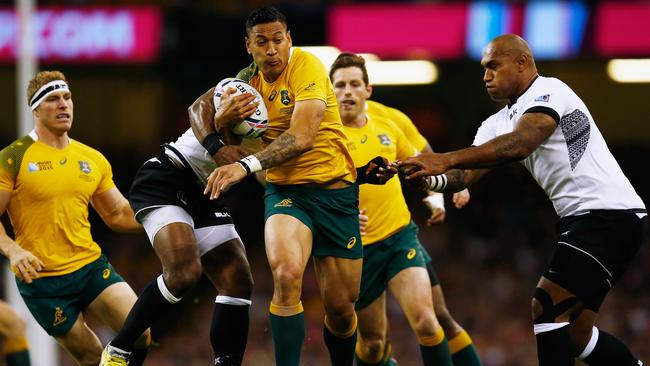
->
xmin=346 ymin=237 xmax=357 ymax=249
xmin=407 ymin=248 xmax=416 ymax=260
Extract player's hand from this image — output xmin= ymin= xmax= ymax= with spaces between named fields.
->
xmin=356 ymin=156 xmax=397 ymax=185
xmin=426 ymin=207 xmax=446 ymax=226
xmin=452 ymin=188 xmax=470 ymax=209
xmin=213 ymin=145 xmax=250 ymax=166
xmin=359 ymin=208 xmax=368 ymax=236
xmin=203 ymin=163 xmax=247 ymax=200
xmin=397 ymin=153 xmax=449 ymax=180
xmin=398 ymin=165 xmax=429 ymax=192
xmin=214 ymin=87 xmax=259 ymax=129
xmin=8 ymin=246 xmax=44 ymax=284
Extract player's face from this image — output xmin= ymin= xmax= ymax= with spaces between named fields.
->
xmin=33 ymin=90 xmax=73 ymax=134
xmin=332 ymin=66 xmax=371 ymax=123
xmin=246 ymin=21 xmax=292 ymax=83
xmin=481 ymin=45 xmax=519 ymax=103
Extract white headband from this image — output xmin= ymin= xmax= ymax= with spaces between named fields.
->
xmin=29 ymin=80 xmax=70 ymax=111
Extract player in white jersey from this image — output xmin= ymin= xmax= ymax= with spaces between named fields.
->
xmin=101 ymin=123 xmax=254 ymax=365
xmin=400 ymin=34 xmax=647 ymax=366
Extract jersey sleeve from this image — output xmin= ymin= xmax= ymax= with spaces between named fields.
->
xmin=522 ymin=79 xmax=572 ymax=124
xmin=94 ymin=152 xmax=116 ymax=195
xmin=289 ymin=51 xmax=329 ymax=103
xmin=0 ymin=146 xmax=17 ymax=192
xmin=386 ymin=107 xmax=428 ymax=152
xmin=472 ymin=115 xmax=498 ymax=146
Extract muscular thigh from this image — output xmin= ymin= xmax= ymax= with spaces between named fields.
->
xmin=85 ymin=282 xmax=138 ymax=333
xmin=265 ymin=214 xmax=312 ymax=273
xmin=0 ymin=300 xmax=24 ymax=338
xmin=313 ymin=255 xmax=362 ymax=309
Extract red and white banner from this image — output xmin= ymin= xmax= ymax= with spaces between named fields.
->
xmin=0 ymin=6 xmax=162 ymax=63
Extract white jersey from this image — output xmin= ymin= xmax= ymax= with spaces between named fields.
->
xmin=168 ymin=128 xmax=216 ymax=185
xmin=473 ymin=76 xmax=645 ymax=217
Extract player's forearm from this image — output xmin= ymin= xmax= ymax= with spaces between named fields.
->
xmin=189 ymin=88 xmax=218 ymax=143
xmin=0 ymin=230 xmax=22 ymax=258
xmin=445 ymin=132 xmax=530 ymax=170
xmin=253 ymin=132 xmax=311 ymax=170
xmin=103 ymin=201 xmax=142 ymax=233
xmin=440 ymin=168 xmax=488 ymax=192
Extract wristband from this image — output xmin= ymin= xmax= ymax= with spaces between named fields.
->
xmin=238 ymin=155 xmax=262 ymax=176
xmin=428 ymin=174 xmax=448 ymax=192
xmin=423 ymin=193 xmax=445 ymax=212
xmin=202 ymin=133 xmax=225 ymax=156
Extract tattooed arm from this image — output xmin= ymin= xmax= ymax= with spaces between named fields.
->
xmin=254 ymin=99 xmax=324 ymax=169
xmin=203 ymin=99 xmax=325 ymax=199
xmin=400 ymin=112 xmax=556 ymax=179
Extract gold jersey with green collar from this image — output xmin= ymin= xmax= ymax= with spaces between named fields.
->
xmin=343 ymin=113 xmax=419 ymax=245
xmin=0 ymin=132 xmax=115 ymax=277
xmin=366 ymin=100 xmax=428 ymax=152
xmin=247 ymin=47 xmax=356 ymax=185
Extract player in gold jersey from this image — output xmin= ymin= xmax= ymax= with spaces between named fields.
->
xmin=192 ymin=7 xmax=392 ymax=366
xmin=0 ymin=300 xmax=31 ymax=366
xmin=0 ymin=71 xmax=150 ymax=366
xmin=331 ymin=53 xmax=482 ymax=366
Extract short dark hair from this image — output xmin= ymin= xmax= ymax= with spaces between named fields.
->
xmin=245 ymin=6 xmax=287 ymax=35
xmin=329 ymin=53 xmax=369 ymax=86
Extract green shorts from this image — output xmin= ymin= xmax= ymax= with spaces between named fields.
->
xmin=356 ymin=221 xmax=428 ymax=310
xmin=264 ymin=182 xmax=362 ymax=259
xmin=15 ymin=254 xmax=124 ymax=336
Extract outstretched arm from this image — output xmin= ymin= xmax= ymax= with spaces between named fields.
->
xmin=400 ymin=112 xmax=556 ymax=178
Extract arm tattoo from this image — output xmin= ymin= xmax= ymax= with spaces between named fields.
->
xmin=254 ymin=132 xmax=304 ymax=169
xmin=493 ymin=133 xmax=525 ymax=162
xmin=445 ymin=169 xmax=467 ymax=192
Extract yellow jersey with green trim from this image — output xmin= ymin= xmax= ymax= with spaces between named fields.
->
xmin=367 ymin=100 xmax=428 ymax=152
xmin=248 ymin=47 xmax=356 ymax=185
xmin=0 ymin=133 xmax=115 ymax=277
xmin=343 ymin=114 xmax=419 ymax=245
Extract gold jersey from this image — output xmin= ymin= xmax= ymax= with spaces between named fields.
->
xmin=366 ymin=100 xmax=428 ymax=152
xmin=0 ymin=134 xmax=115 ymax=277
xmin=343 ymin=114 xmax=419 ymax=245
xmin=248 ymin=47 xmax=356 ymax=185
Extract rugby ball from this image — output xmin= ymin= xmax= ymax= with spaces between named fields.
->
xmin=213 ymin=78 xmax=268 ymax=139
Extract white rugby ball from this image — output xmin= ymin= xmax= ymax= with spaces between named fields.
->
xmin=213 ymin=78 xmax=268 ymax=139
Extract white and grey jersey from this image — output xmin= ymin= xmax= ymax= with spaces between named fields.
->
xmin=167 ymin=128 xmax=217 ymax=186
xmin=473 ymin=76 xmax=645 ymax=217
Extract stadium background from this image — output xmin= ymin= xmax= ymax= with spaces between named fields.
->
xmin=0 ymin=1 xmax=648 ymax=365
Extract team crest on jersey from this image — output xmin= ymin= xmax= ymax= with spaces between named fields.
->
xmin=280 ymin=90 xmax=291 ymax=105
xmin=78 ymin=161 xmax=91 ymax=174
xmin=534 ymin=94 xmax=550 ymax=102
xmin=53 ymin=307 xmax=67 ymax=326
xmin=377 ymin=134 xmax=392 ymax=146
xmin=304 ymin=82 xmax=316 ymax=91
xmin=269 ymin=90 xmax=278 ymax=101
xmin=274 ymin=198 xmax=293 ymax=207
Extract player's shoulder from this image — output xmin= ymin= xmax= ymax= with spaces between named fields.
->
xmin=70 ymin=139 xmax=109 ymax=162
xmin=291 ymin=47 xmax=326 ymax=71
xmin=0 ymin=135 xmax=36 ymax=168
xmin=530 ymin=75 xmax=573 ymax=95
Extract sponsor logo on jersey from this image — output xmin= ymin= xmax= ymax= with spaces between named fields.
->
xmin=269 ymin=90 xmax=277 ymax=101
xmin=102 ymin=268 xmax=111 ymax=279
xmin=360 ymin=135 xmax=368 ymax=144
xmin=346 ymin=236 xmax=357 ymax=249
xmin=53 ymin=307 xmax=67 ymax=326
xmin=28 ymin=161 xmax=53 ymax=172
xmin=304 ymin=82 xmax=316 ymax=91
xmin=78 ymin=161 xmax=91 ymax=174
xmin=407 ymin=248 xmax=417 ymax=259
xmin=377 ymin=134 xmax=392 ymax=146
xmin=280 ymin=90 xmax=291 ymax=105
xmin=535 ymin=94 xmax=550 ymax=102
xmin=214 ymin=212 xmax=231 ymax=218
xmin=274 ymin=198 xmax=293 ymax=207
xmin=59 ymin=157 xmax=67 ymax=165
xmin=508 ymin=108 xmax=518 ymax=120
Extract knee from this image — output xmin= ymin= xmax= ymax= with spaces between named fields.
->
xmin=359 ymin=336 xmax=386 ymax=361
xmin=164 ymin=258 xmax=202 ymax=293
xmin=411 ymin=310 xmax=439 ymax=338
xmin=226 ymin=261 xmax=254 ymax=299
xmin=272 ymin=264 xmax=303 ymax=293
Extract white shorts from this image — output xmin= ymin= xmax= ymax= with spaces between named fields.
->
xmin=140 ymin=205 xmax=241 ymax=256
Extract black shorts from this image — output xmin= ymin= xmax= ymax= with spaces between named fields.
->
xmin=129 ymin=145 xmax=233 ymax=228
xmin=543 ymin=209 xmax=647 ymax=311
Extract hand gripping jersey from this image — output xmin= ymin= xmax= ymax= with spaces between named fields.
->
xmin=0 ymin=131 xmax=115 ymax=276
xmin=472 ymin=76 xmax=645 ymax=217
xmin=243 ymin=47 xmax=356 ymax=185
xmin=343 ymin=113 xmax=419 ymax=245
